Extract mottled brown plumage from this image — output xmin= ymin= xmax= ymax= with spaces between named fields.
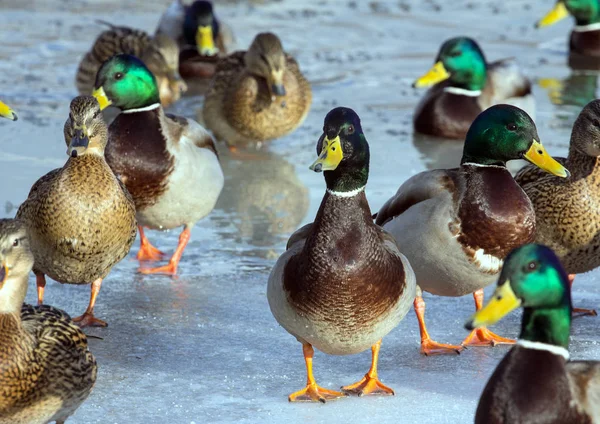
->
xmin=16 ymin=96 xmax=137 ymax=326
xmin=76 ymin=24 xmax=186 ymax=107
xmin=516 ymin=100 xmax=600 ymax=275
xmin=0 ymin=219 xmax=97 ymax=424
xmin=203 ymin=32 xmax=312 ymax=147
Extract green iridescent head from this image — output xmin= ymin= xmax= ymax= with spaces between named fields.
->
xmin=461 ymin=104 xmax=569 ymax=178
xmin=466 ymin=244 xmax=572 ymax=348
xmin=537 ymin=0 xmax=600 ymax=28
xmin=93 ymin=54 xmax=160 ymax=111
xmin=413 ymin=37 xmax=487 ymax=91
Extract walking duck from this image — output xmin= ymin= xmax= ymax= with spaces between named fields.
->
xmin=413 ymin=37 xmax=534 ymax=139
xmin=16 ymin=96 xmax=137 ymax=327
xmin=93 ymin=54 xmax=224 ymax=275
xmin=376 ymin=105 xmax=569 ymax=355
xmin=268 ymin=107 xmax=416 ymax=402
xmin=466 ymin=244 xmax=600 ymax=424
xmin=0 ymin=218 xmax=97 ymax=424
xmin=203 ymin=32 xmax=312 ymax=148
xmin=516 ymin=99 xmax=600 ymax=316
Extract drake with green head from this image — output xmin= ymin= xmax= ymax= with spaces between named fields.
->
xmin=466 ymin=244 xmax=600 ymax=424
xmin=268 ymin=107 xmax=415 ymax=402
xmin=537 ymin=0 xmax=600 ymax=58
xmin=0 ymin=99 xmax=17 ymax=121
xmin=376 ymin=104 xmax=569 ymax=355
xmin=413 ymin=37 xmax=534 ymax=139
xmin=93 ymin=54 xmax=223 ymax=275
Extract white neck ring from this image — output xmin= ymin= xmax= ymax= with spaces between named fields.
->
xmin=444 ymin=87 xmax=482 ymax=97
xmin=327 ymin=185 xmax=366 ymax=198
xmin=517 ymin=339 xmax=570 ymax=360
xmin=122 ymin=103 xmax=161 ymax=114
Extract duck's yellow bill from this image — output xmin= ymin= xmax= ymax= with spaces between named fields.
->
xmin=536 ymin=2 xmax=569 ymax=28
xmin=310 ymin=135 xmax=343 ymax=172
xmin=196 ymin=25 xmax=218 ymax=56
xmin=0 ymin=100 xmax=17 ymax=121
xmin=524 ymin=140 xmax=570 ymax=178
xmin=0 ymin=262 xmax=7 ymax=289
xmin=413 ymin=61 xmax=450 ymax=88
xmin=466 ymin=282 xmax=521 ymax=329
xmin=92 ymin=87 xmax=112 ymax=110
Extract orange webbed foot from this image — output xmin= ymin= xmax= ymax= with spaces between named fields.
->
xmin=573 ymin=307 xmax=597 ymax=317
xmin=288 ymin=383 xmax=347 ymax=403
xmin=139 ymin=262 xmax=178 ymax=275
xmin=136 ymin=243 xmax=165 ymax=261
xmin=420 ymin=338 xmax=463 ymax=356
xmin=72 ymin=312 xmax=107 ymax=328
xmin=342 ymin=374 xmax=395 ymax=397
xmin=461 ymin=327 xmax=514 ymax=347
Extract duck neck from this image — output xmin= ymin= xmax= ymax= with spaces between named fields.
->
xmin=0 ymin=275 xmax=28 ymax=315
xmin=567 ymin=142 xmax=600 ymax=179
xmin=520 ymin=305 xmax=571 ymax=350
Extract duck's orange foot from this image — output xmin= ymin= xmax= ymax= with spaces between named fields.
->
xmin=342 ymin=374 xmax=395 ymax=397
xmin=136 ymin=243 xmax=165 ymax=262
xmin=139 ymin=262 xmax=178 ymax=275
xmin=288 ymin=383 xmax=347 ymax=403
xmin=420 ymin=338 xmax=463 ymax=356
xmin=462 ymin=327 xmax=514 ymax=347
xmin=573 ymin=307 xmax=598 ymax=317
xmin=72 ymin=312 xmax=107 ymax=328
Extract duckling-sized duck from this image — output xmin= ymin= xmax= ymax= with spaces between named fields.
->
xmin=516 ymin=99 xmax=600 ymax=316
xmin=156 ymin=0 xmax=234 ymax=80
xmin=413 ymin=37 xmax=534 ymax=139
xmin=16 ymin=96 xmax=137 ymax=327
xmin=376 ymin=105 xmax=569 ymax=355
xmin=0 ymin=100 xmax=17 ymax=121
xmin=466 ymin=244 xmax=600 ymax=424
xmin=268 ymin=107 xmax=416 ymax=402
xmin=537 ymin=0 xmax=600 ymax=58
xmin=0 ymin=219 xmax=97 ymax=424
xmin=203 ymin=32 xmax=312 ymax=148
xmin=93 ymin=54 xmax=224 ymax=275
xmin=76 ymin=23 xmax=186 ymax=107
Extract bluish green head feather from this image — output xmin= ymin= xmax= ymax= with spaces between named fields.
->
xmin=437 ymin=37 xmax=487 ymax=91
xmin=565 ymin=0 xmax=600 ymax=25
xmin=94 ymin=54 xmax=160 ymax=110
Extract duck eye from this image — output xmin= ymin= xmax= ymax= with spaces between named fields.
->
xmin=347 ymin=125 xmax=355 ymax=135
xmin=448 ymin=50 xmax=461 ymax=58
xmin=12 ymin=239 xmax=19 ymax=247
xmin=593 ymin=119 xmax=600 ymax=127
xmin=506 ymin=123 xmax=517 ymax=131
xmin=114 ymin=72 xmax=124 ymax=80
xmin=524 ymin=261 xmax=538 ymax=273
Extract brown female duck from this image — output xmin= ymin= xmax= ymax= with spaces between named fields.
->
xmin=16 ymin=96 xmax=137 ymax=327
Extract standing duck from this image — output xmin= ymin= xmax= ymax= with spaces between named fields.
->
xmin=76 ymin=23 xmax=186 ymax=107
xmin=466 ymin=244 xmax=600 ymax=424
xmin=516 ymin=99 xmax=600 ymax=316
xmin=268 ymin=107 xmax=416 ymax=402
xmin=0 ymin=218 xmax=97 ymax=424
xmin=0 ymin=100 xmax=17 ymax=121
xmin=203 ymin=32 xmax=312 ymax=148
xmin=376 ymin=105 xmax=569 ymax=355
xmin=16 ymin=96 xmax=137 ymax=327
xmin=536 ymin=0 xmax=600 ymax=59
xmin=93 ymin=54 xmax=224 ymax=275
xmin=413 ymin=37 xmax=534 ymax=139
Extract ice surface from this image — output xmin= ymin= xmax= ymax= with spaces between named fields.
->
xmin=0 ymin=1 xmax=599 ymax=423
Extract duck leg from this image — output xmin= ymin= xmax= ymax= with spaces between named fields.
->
xmin=139 ymin=226 xmax=190 ymax=275
xmin=568 ymin=274 xmax=597 ymax=317
xmin=35 ymin=273 xmax=46 ymax=305
xmin=414 ymin=288 xmax=463 ymax=355
xmin=136 ymin=226 xmax=165 ymax=261
xmin=461 ymin=289 xmax=515 ymax=347
xmin=72 ymin=278 xmax=107 ymax=328
xmin=288 ymin=343 xmax=346 ymax=403
xmin=342 ymin=340 xmax=394 ymax=396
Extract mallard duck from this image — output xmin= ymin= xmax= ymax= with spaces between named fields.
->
xmin=376 ymin=105 xmax=569 ymax=355
xmin=0 ymin=100 xmax=17 ymax=121
xmin=76 ymin=23 xmax=186 ymax=107
xmin=465 ymin=243 xmax=600 ymax=424
xmin=537 ymin=0 xmax=600 ymax=58
xmin=0 ymin=218 xmax=97 ymax=424
xmin=155 ymin=0 xmax=234 ymax=80
xmin=203 ymin=32 xmax=312 ymax=148
xmin=268 ymin=107 xmax=416 ymax=402
xmin=413 ymin=37 xmax=534 ymax=139
xmin=16 ymin=96 xmax=137 ymax=327
xmin=516 ymin=99 xmax=600 ymax=316
xmin=92 ymin=54 xmax=224 ymax=275
xmin=539 ymin=73 xmax=598 ymax=107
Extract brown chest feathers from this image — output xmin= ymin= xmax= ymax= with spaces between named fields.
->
xmin=283 ymin=192 xmax=405 ymax=325
xmin=456 ymin=165 xmax=535 ymax=259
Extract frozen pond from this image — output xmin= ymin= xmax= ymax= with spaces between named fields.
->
xmin=1 ymin=0 xmax=600 ymax=423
